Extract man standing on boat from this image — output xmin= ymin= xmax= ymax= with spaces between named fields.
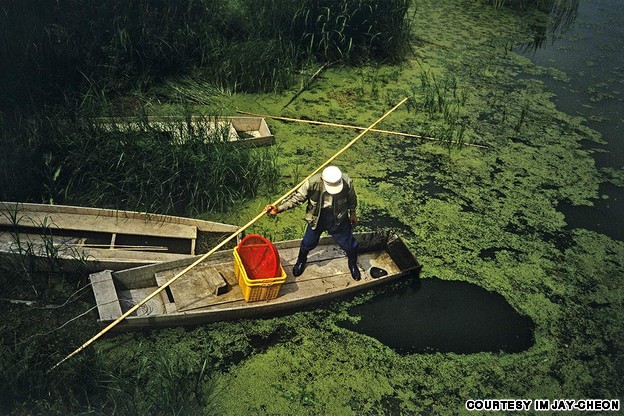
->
xmin=265 ymin=165 xmax=361 ymax=281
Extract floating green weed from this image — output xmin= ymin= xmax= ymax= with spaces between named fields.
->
xmin=1 ymin=0 xmax=622 ymax=414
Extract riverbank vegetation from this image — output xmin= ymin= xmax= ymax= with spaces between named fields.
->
xmin=1 ymin=0 xmax=623 ymax=414
xmin=1 ymin=0 xmax=413 ymax=212
xmin=2 ymin=113 xmax=281 ymax=215
xmin=1 ymin=0 xmax=413 ymax=112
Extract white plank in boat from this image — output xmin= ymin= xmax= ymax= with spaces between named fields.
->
xmin=90 ymin=271 xmax=123 ymax=320
xmin=0 ymin=210 xmax=197 ymax=239
xmin=87 ymin=248 xmax=195 ymax=262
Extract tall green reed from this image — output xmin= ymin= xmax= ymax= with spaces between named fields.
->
xmin=46 ymin=113 xmax=280 ymax=216
xmin=1 ymin=207 xmax=89 ymax=297
xmin=1 ymin=0 xmax=414 ymax=114
xmin=293 ymin=0 xmax=413 ymax=64
xmin=405 ymin=71 xmax=470 ymax=150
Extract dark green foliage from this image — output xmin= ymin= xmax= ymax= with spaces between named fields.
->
xmin=6 ymin=113 xmax=279 ymax=216
xmin=92 ymin=340 xmax=207 ymax=415
xmin=0 ymin=116 xmax=45 ymax=203
xmin=0 ymin=314 xmax=95 ymax=415
xmin=1 ymin=0 xmax=412 ymax=209
xmin=0 ymin=0 xmax=413 ymax=112
xmin=291 ymin=0 xmax=413 ymax=63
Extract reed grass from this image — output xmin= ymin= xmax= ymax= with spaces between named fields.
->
xmin=414 ymin=71 xmax=465 ymax=119
xmin=1 ymin=0 xmax=414 ymax=212
xmin=45 ymin=113 xmax=279 ymax=216
xmin=1 ymin=0 xmax=414 ymax=113
xmin=293 ymin=0 xmax=413 ymax=64
xmin=1 ymin=105 xmax=280 ymax=216
xmin=515 ymin=0 xmax=580 ymax=53
xmin=405 ymin=71 xmax=469 ymax=150
xmin=0 ymin=208 xmax=90 ymax=298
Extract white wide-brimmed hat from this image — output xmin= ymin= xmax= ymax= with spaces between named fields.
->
xmin=321 ymin=166 xmax=343 ymax=194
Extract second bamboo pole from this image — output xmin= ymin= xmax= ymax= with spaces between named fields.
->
xmin=237 ymin=110 xmax=488 ymax=149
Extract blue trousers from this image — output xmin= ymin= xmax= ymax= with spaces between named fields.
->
xmin=300 ymin=211 xmax=358 ymax=256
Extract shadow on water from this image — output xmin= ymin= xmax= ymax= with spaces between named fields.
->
xmin=360 ymin=208 xmax=414 ymax=236
xmin=340 ymin=278 xmax=534 ymax=354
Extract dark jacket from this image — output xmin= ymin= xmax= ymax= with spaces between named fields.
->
xmin=278 ymin=173 xmax=357 ymax=230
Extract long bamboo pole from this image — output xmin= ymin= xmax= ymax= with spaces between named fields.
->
xmin=49 ymin=97 xmax=409 ymax=371
xmin=237 ymin=110 xmax=489 ymax=149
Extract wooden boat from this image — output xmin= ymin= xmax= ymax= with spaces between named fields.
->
xmin=95 ymin=115 xmax=274 ymax=147
xmin=89 ymin=232 xmax=422 ymax=330
xmin=0 ymin=202 xmax=240 ymax=271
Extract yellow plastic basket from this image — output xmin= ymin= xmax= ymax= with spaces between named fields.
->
xmin=233 ymin=248 xmax=287 ymax=302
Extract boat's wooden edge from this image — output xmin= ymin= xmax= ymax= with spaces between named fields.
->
xmin=90 ymin=116 xmax=274 ymax=147
xmin=0 ymin=201 xmax=240 ymax=233
xmin=101 ymin=266 xmax=422 ymax=331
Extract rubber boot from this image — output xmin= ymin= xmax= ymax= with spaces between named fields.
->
xmin=293 ymin=248 xmax=309 ymax=277
xmin=347 ymin=251 xmax=361 ymax=281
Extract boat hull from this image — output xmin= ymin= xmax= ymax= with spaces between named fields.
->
xmin=0 ymin=202 xmax=240 ymax=271
xmin=90 ymin=232 xmax=422 ymax=330
xmin=95 ymin=115 xmax=274 ymax=147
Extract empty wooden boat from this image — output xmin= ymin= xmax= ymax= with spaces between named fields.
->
xmin=96 ymin=115 xmax=274 ymax=147
xmin=89 ymin=232 xmax=422 ymax=331
xmin=0 ymin=202 xmax=240 ymax=271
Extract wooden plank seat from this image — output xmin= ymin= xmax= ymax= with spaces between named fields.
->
xmin=90 ymin=270 xmax=123 ymax=321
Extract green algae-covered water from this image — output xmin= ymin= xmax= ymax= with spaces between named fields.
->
xmin=345 ymin=0 xmax=624 ymax=363
xmin=520 ymin=0 xmax=624 ymax=241
xmin=92 ymin=1 xmax=623 ymax=414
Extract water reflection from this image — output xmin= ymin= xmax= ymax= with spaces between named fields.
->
xmin=517 ymin=0 xmax=580 ymax=53
xmin=340 ymin=278 xmax=534 ymax=354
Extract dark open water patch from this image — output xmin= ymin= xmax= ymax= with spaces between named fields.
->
xmin=340 ymin=278 xmax=534 ymax=354
xmin=557 ymin=181 xmax=624 ymax=241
